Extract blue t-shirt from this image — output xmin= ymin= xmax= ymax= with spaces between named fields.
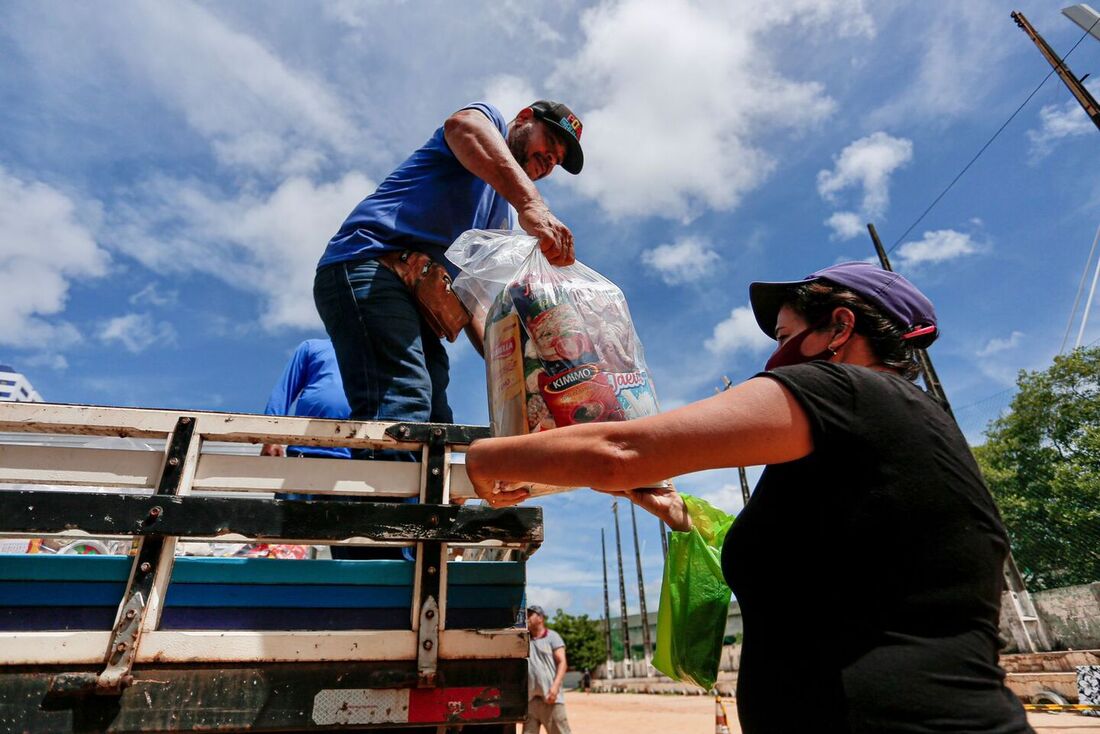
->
xmin=318 ymin=102 xmax=514 ymax=276
xmin=264 ymin=339 xmax=351 ymax=459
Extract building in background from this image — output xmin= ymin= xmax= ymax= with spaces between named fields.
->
xmin=0 ymin=364 xmax=42 ymax=402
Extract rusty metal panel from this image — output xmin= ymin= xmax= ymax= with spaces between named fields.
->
xmin=1 ymin=660 xmax=526 ymax=732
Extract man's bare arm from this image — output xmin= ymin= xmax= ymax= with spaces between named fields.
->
xmin=443 ymin=109 xmax=573 ymax=265
xmin=547 ymin=645 xmax=568 ymax=704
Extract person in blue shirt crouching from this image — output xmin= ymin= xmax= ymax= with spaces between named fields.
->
xmin=262 ymin=338 xmax=406 ymax=559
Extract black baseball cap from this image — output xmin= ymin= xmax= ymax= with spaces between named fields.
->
xmin=529 ymin=100 xmax=584 ymax=175
xmin=749 ymin=262 xmax=939 ymax=348
xmin=527 ymin=604 xmax=547 ymax=618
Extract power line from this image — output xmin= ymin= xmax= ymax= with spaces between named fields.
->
xmin=887 ymin=15 xmax=1100 ymax=254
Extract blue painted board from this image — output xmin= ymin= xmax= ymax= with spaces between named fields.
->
xmin=0 ymin=607 xmax=117 ymax=631
xmin=1 ymin=581 xmax=522 ymax=609
xmin=0 ymin=555 xmax=524 ymax=586
xmin=0 ymin=605 xmax=523 ymax=632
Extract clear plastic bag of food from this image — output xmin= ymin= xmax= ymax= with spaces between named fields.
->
xmin=448 ymin=230 xmax=663 ymax=496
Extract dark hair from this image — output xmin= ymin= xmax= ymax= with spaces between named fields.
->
xmin=786 ymin=281 xmax=921 ymax=381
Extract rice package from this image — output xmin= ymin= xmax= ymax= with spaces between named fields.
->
xmin=447 ymin=230 xmax=662 ymax=495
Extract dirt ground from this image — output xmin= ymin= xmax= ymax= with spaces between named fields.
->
xmin=522 ymin=692 xmax=1100 ymax=733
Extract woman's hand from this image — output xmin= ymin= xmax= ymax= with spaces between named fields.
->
xmin=622 ymin=486 xmax=691 ymax=532
xmin=466 ymin=444 xmax=531 ymax=508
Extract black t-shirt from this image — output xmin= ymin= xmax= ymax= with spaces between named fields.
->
xmin=721 ymin=362 xmax=1032 ymax=734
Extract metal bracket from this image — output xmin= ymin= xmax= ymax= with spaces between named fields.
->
xmin=386 ymin=422 xmax=490 ymax=446
xmin=416 ymin=426 xmax=448 ymax=688
xmin=94 ymin=416 xmax=194 ymax=695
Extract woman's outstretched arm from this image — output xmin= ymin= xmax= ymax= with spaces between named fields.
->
xmin=465 ymin=375 xmax=813 ymax=507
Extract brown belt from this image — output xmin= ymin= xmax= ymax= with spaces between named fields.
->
xmin=378 ymin=251 xmax=470 ymax=342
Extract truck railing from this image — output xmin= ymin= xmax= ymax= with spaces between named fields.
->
xmin=0 ymin=402 xmax=540 ymax=732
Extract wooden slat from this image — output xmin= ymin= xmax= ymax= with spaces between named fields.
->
xmin=0 ymin=447 xmax=477 ymax=499
xmin=192 ymin=454 xmax=422 ymax=497
xmin=0 ymin=445 xmax=161 ymax=488
xmin=0 ymin=403 xmax=424 ymax=450
xmin=441 ymin=629 xmax=528 ymax=659
xmin=0 ymin=628 xmax=527 ymax=664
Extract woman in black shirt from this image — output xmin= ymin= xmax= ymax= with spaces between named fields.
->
xmin=466 ymin=262 xmax=1032 ymax=733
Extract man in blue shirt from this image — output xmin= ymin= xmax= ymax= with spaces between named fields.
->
xmin=260 ymin=338 xmax=350 ymax=459
xmin=261 ymin=339 xmax=410 ymax=559
xmin=314 ymin=100 xmax=584 ymax=437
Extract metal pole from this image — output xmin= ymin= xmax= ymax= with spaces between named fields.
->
xmin=612 ymin=501 xmax=633 ymax=678
xmin=1061 ymin=224 xmax=1100 ymax=353
xmin=866 ymin=220 xmax=1049 ymax=652
xmin=720 ymin=378 xmax=754 ymax=507
xmin=1012 ymin=11 xmax=1100 ymax=131
xmin=867 ymin=223 xmax=953 ymax=417
xmin=1075 ymin=225 xmax=1100 ymax=349
xmin=600 ymin=528 xmax=613 ymax=678
xmin=629 ymin=503 xmax=653 ymax=676
xmin=658 ymin=518 xmax=669 ymax=559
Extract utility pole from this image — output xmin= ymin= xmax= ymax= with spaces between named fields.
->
xmin=600 ymin=529 xmax=614 ymax=679
xmin=867 ymin=223 xmax=953 ymax=417
xmin=629 ymin=503 xmax=653 ymax=676
xmin=720 ymin=376 xmax=754 ymax=506
xmin=866 ymin=222 xmax=1051 ymax=653
xmin=611 ymin=501 xmax=633 ymax=678
xmin=738 ymin=467 xmax=752 ymax=507
xmin=1012 ymin=10 xmax=1100 ymax=131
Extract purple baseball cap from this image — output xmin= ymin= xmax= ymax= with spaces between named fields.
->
xmin=749 ymin=262 xmax=939 ymax=348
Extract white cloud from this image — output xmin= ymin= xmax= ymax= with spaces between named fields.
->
xmin=870 ymin=2 xmax=1013 ymax=126
xmin=825 ymin=211 xmax=864 ymax=241
xmin=1027 ymin=88 xmax=1098 ymax=160
xmin=16 ymin=1 xmax=368 ymax=178
xmin=641 ymin=236 xmax=721 ymax=285
xmin=99 ymin=313 xmax=177 ymax=354
xmin=483 ymin=75 xmax=538 ymax=125
xmin=896 ymin=229 xmax=980 ymax=269
xmin=705 ymin=306 xmax=774 ymax=355
xmin=526 ymin=585 xmax=575 ymax=615
xmin=110 ymin=173 xmax=374 ymax=330
xmin=817 ymin=132 xmax=913 ymax=218
xmin=558 ymin=0 xmax=873 ymax=219
xmin=0 ymin=168 xmax=109 ymax=348
xmin=22 ymin=352 xmax=70 ymax=371
xmin=977 ymin=331 xmax=1024 ymax=358
xmin=129 ymin=283 xmax=178 ymax=308
xmin=694 ymin=483 xmax=748 ymax=515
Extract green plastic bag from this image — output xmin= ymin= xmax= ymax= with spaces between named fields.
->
xmin=652 ymin=495 xmax=734 ymax=690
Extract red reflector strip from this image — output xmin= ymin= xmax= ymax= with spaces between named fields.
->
xmin=408 ymin=686 xmax=502 ymax=723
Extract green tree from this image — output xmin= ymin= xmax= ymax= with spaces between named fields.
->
xmin=549 ymin=610 xmax=606 ymax=672
xmin=973 ymin=347 xmax=1100 ymax=590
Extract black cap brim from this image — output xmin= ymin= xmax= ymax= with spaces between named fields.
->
xmin=562 ymin=143 xmax=583 ymax=175
xmin=748 ymin=280 xmax=805 ymax=339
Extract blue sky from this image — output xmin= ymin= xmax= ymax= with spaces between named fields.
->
xmin=2 ymin=0 xmax=1099 ymax=617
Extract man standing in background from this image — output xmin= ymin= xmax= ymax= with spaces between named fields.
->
xmin=525 ymin=604 xmax=572 ymax=734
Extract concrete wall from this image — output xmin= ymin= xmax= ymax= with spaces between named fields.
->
xmin=1001 ymin=582 xmax=1100 ymax=652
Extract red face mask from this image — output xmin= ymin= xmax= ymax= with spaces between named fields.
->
xmin=765 ymin=318 xmax=835 ymax=371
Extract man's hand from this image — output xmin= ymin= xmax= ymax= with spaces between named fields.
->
xmin=260 ymin=443 xmax=286 ymax=457
xmin=622 ymin=486 xmax=691 ymax=532
xmin=518 ymin=201 xmax=574 ymax=266
xmin=545 ymin=687 xmax=559 ymax=705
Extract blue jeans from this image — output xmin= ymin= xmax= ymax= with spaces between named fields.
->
xmin=315 ymin=258 xmax=449 ymax=562
xmin=314 ymin=258 xmax=453 ymax=432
